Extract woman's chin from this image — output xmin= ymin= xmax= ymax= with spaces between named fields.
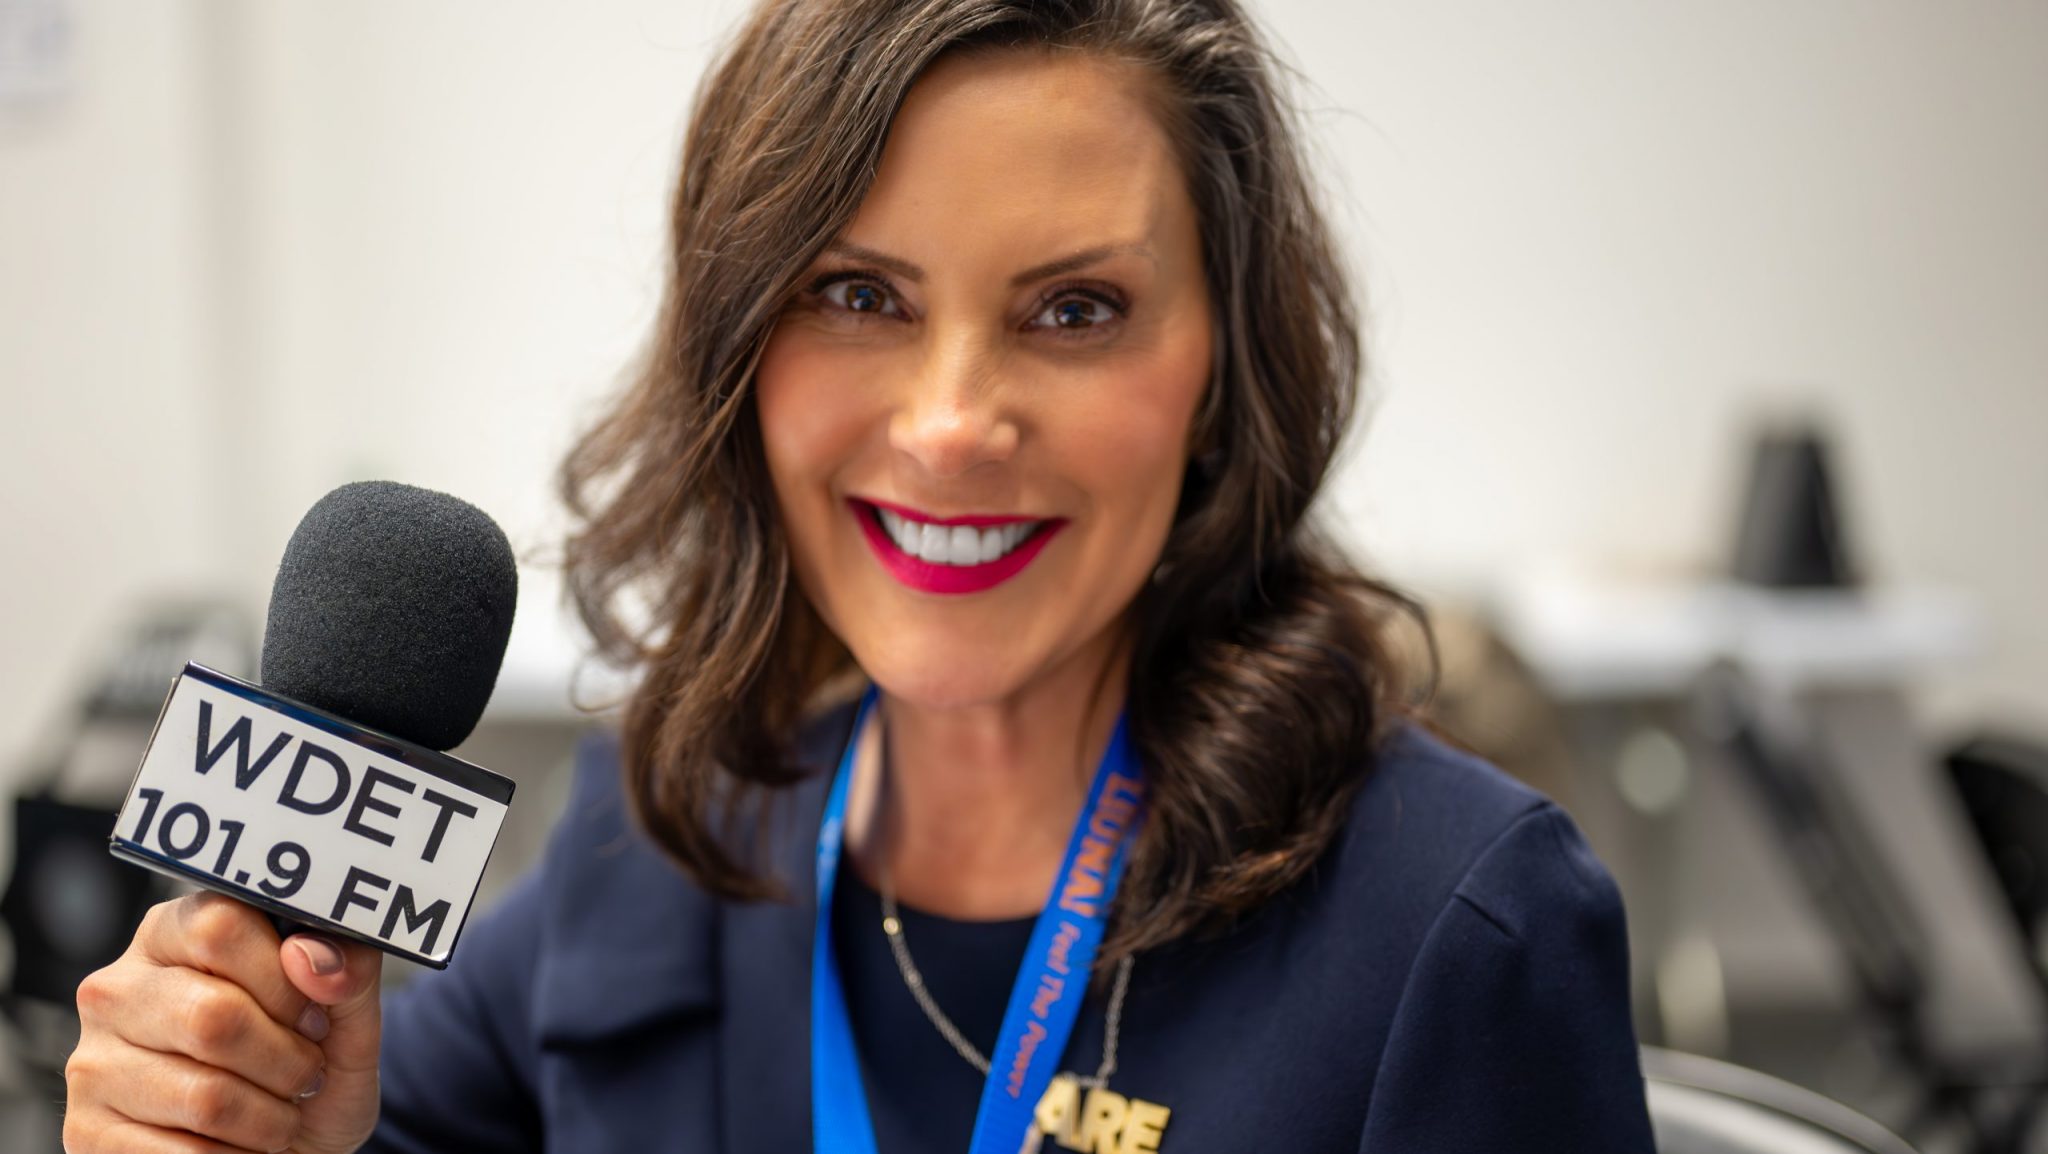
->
xmin=858 ymin=651 xmax=1040 ymax=713
xmin=838 ymin=602 xmax=1130 ymax=715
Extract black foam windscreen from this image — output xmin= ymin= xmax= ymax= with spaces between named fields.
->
xmin=260 ymin=481 xmax=518 ymax=751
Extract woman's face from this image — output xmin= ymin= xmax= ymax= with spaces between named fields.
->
xmin=756 ymin=49 xmax=1212 ymax=711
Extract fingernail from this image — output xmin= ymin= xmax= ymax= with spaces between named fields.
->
xmin=293 ymin=936 xmax=345 ymax=976
xmin=296 ymin=1002 xmax=329 ymax=1041
xmin=297 ymin=1068 xmax=324 ymax=1100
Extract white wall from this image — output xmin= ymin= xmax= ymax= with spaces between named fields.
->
xmin=217 ymin=1 xmax=750 ymax=576
xmin=1293 ymin=3 xmax=2048 ymax=731
xmin=0 ymin=0 xmax=223 ymax=768
xmin=3 ymin=0 xmax=2044 ymax=771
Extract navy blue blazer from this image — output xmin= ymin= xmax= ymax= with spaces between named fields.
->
xmin=364 ymin=701 xmax=1656 ymax=1153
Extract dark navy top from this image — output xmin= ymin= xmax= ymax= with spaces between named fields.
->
xmin=365 ymin=700 xmax=1657 ymax=1153
xmin=832 ymin=867 xmax=1035 ymax=1151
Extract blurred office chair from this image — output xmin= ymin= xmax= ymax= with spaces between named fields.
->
xmin=1946 ymin=736 xmax=2048 ymax=983
xmin=1691 ymin=663 xmax=2047 ymax=1154
xmin=1645 ymin=1046 xmax=1919 ymax=1154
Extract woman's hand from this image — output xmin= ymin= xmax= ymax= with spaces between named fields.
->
xmin=64 ymin=892 xmax=384 ymax=1154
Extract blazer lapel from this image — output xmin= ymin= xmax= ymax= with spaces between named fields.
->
xmin=534 ymin=731 xmax=720 ymax=1047
xmin=719 ymin=699 xmax=859 ymax=1154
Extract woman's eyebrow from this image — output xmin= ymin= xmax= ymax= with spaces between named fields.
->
xmin=821 ymin=240 xmax=1156 ymax=287
xmin=824 ymin=241 xmax=925 ymax=282
xmin=1008 ymin=243 xmax=1155 ymax=286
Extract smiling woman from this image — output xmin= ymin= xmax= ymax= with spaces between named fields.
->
xmin=51 ymin=2 xmax=1656 ymax=1153
xmin=758 ymin=49 xmax=1212 ymax=744
xmin=530 ymin=2 xmax=1653 ymax=1152
xmin=558 ymin=5 xmax=1397 ymax=953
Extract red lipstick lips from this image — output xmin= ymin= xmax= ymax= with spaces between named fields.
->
xmin=851 ymin=498 xmax=1064 ymax=595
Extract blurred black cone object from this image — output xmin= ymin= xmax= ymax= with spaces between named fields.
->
xmin=1731 ymin=426 xmax=1858 ymax=589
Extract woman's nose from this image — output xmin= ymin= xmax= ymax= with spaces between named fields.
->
xmin=888 ymin=335 xmax=1020 ymax=478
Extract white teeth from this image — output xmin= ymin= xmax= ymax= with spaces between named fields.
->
xmin=868 ymin=505 xmax=1041 ymax=566
xmin=949 ymin=525 xmax=978 ymax=564
xmin=978 ymin=527 xmax=1007 ymax=564
xmin=877 ymin=507 xmax=916 ymax=554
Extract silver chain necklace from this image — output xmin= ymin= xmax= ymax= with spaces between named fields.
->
xmin=877 ymin=862 xmax=1133 ymax=1089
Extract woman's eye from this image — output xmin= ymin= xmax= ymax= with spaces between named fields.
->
xmin=1030 ymin=291 xmax=1122 ymax=333
xmin=815 ymin=275 xmax=904 ymax=319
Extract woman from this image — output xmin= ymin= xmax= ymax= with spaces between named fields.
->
xmin=64 ymin=2 xmax=1656 ymax=1151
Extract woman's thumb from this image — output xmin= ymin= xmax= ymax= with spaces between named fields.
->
xmin=280 ymin=933 xmax=385 ymax=1153
xmin=282 ymin=933 xmax=382 ymax=1057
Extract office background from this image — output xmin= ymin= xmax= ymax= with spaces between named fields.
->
xmin=2 ymin=2 xmax=2045 ymax=1150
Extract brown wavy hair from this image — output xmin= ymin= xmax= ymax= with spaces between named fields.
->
xmin=559 ymin=0 xmax=1433 ymax=966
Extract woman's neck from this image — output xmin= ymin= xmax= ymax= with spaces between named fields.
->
xmin=849 ymin=628 xmax=1131 ymax=920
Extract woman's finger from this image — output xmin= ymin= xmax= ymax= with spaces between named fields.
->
xmin=85 ymin=961 xmax=326 ymax=1102
xmin=80 ymin=1045 xmax=303 ymax=1154
xmin=71 ymin=1115 xmax=266 ymax=1154
xmin=131 ymin=894 xmax=315 ymax=1033
xmin=67 ymin=1110 xmax=267 ymax=1154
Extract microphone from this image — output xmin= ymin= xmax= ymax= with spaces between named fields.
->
xmin=107 ymin=481 xmax=520 ymax=969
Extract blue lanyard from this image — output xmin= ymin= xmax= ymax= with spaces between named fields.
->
xmin=812 ymin=686 xmax=1146 ymax=1154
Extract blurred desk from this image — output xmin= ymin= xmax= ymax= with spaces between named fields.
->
xmin=1492 ymin=568 xmax=1981 ymax=700
xmin=1488 ymin=567 xmax=2035 ymax=1067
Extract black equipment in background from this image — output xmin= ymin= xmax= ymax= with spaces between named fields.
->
xmin=1947 ymin=736 xmax=2048 ymax=994
xmin=1731 ymin=425 xmax=1859 ymax=589
xmin=1692 ymin=663 xmax=2048 ymax=1154
xmin=0 ymin=798 xmax=156 ymax=1005
xmin=0 ymin=600 xmax=255 ymax=1082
